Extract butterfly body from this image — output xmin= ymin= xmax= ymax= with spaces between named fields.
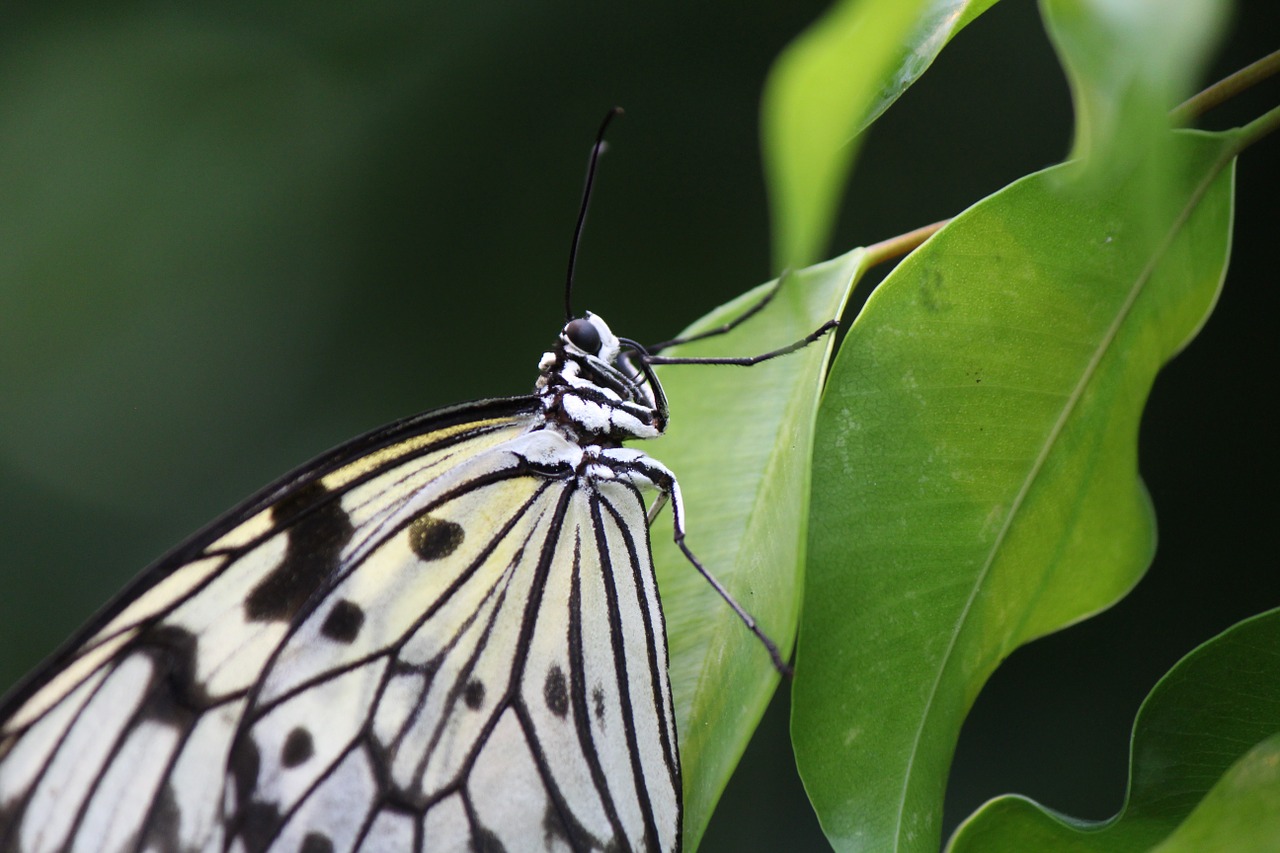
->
xmin=0 ymin=313 xmax=682 ymax=852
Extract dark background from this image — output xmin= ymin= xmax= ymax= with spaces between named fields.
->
xmin=0 ymin=2 xmax=1275 ymax=849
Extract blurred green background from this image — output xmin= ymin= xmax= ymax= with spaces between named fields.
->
xmin=0 ymin=2 xmax=1275 ymax=849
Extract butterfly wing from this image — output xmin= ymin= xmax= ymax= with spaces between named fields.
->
xmin=0 ymin=396 xmax=679 ymax=853
xmin=227 ymin=477 xmax=679 ymax=853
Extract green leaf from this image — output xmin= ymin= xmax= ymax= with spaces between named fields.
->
xmin=762 ymin=0 xmax=999 ymax=269
xmin=651 ymin=249 xmax=865 ymax=849
xmin=1152 ymin=734 xmax=1280 ymax=853
xmin=946 ymin=609 xmax=1280 ymax=852
xmin=1043 ymin=0 xmax=1228 ymax=167
xmin=1041 ymin=0 xmax=1230 ymax=254
xmin=793 ymin=130 xmax=1236 ymax=853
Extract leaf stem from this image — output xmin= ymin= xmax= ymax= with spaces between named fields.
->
xmin=866 ymin=55 xmax=1278 ymax=271
xmin=1171 ymin=49 xmax=1280 ymax=125
xmin=864 ymin=219 xmax=948 ymax=268
xmin=1231 ymin=104 xmax=1280 ymax=155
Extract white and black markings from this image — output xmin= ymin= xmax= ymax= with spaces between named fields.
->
xmin=409 ymin=516 xmax=465 ymax=562
xmin=320 ymin=600 xmax=365 ymax=644
xmin=281 ymin=727 xmax=314 ymax=768
xmin=544 ymin=665 xmax=570 ymax=718
xmin=0 ymin=293 xmax=824 ymax=852
xmin=0 ymin=112 xmax=828 ymax=852
xmin=188 ymin=403 xmax=681 ymax=851
xmin=246 ymin=482 xmax=356 ymax=624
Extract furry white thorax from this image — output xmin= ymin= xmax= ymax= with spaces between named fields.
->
xmin=534 ymin=312 xmax=665 ymax=443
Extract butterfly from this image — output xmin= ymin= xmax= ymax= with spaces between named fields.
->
xmin=0 ymin=109 xmax=830 ymax=853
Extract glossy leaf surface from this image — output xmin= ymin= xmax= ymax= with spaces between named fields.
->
xmin=653 ymin=250 xmax=864 ymax=848
xmin=948 ymin=610 xmax=1280 ymax=852
xmin=794 ymin=130 xmax=1236 ymax=852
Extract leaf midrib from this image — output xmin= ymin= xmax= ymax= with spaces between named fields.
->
xmin=889 ymin=151 xmax=1231 ymax=852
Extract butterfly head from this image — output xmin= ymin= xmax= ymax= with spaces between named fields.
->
xmin=562 ymin=313 xmax=619 ymax=363
xmin=536 ymin=312 xmax=668 ymax=442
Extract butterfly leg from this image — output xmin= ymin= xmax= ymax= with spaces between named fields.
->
xmin=604 ymin=449 xmax=793 ymax=677
xmin=645 ymin=489 xmax=669 ymax=526
xmin=642 ymin=318 xmax=837 ymax=368
xmin=645 ymin=271 xmax=790 ymax=354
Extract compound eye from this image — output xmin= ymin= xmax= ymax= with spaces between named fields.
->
xmin=565 ymin=318 xmax=602 ymax=355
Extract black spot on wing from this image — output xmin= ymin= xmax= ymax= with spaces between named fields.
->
xmin=236 ymin=800 xmax=284 ymax=853
xmin=141 ymin=781 xmax=181 ymax=852
xmin=0 ymin=804 xmax=15 ymax=849
xmin=409 ymin=515 xmax=464 ymax=561
xmin=471 ymin=827 xmax=507 ymax=852
xmin=542 ymin=803 xmax=573 ymax=849
xmin=592 ymin=686 xmax=606 ymax=724
xmin=282 ymin=727 xmax=314 ymax=768
xmin=246 ymin=480 xmax=354 ymax=623
xmin=135 ymin=624 xmax=210 ymax=718
xmin=230 ymin=737 xmax=261 ymax=815
xmin=464 ymin=679 xmax=485 ymax=710
xmin=544 ymin=665 xmax=569 ymax=718
xmin=301 ymin=832 xmax=335 ymax=853
xmin=543 ymin=801 xmax=615 ymax=853
xmin=321 ymin=599 xmax=365 ymax=644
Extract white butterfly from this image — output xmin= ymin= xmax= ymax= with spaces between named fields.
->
xmin=0 ymin=110 xmax=825 ymax=853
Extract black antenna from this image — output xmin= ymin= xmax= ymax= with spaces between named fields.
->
xmin=565 ymin=107 xmax=623 ymax=321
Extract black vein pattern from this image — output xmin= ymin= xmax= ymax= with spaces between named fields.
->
xmin=0 ymin=396 xmax=681 ymax=853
